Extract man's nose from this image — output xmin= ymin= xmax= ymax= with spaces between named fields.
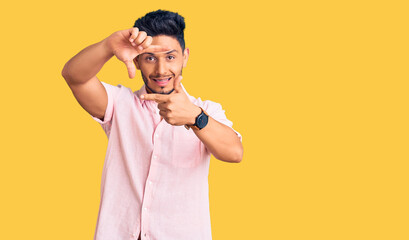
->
xmin=155 ymin=59 xmax=168 ymax=76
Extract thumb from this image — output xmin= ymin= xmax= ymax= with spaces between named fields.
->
xmin=174 ymin=75 xmax=183 ymax=93
xmin=124 ymin=60 xmax=136 ymax=79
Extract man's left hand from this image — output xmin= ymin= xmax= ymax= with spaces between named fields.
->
xmin=141 ymin=76 xmax=201 ymax=126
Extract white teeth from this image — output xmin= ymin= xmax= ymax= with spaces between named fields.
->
xmin=154 ymin=77 xmax=171 ymax=82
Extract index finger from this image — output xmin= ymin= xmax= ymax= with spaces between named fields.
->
xmin=141 ymin=93 xmax=169 ymax=103
xmin=139 ymin=45 xmax=172 ymax=55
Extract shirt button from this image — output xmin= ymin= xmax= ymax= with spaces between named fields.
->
xmin=153 ymin=155 xmax=157 ymax=159
xmin=143 ymin=207 xmax=148 ymax=211
xmin=155 ymin=134 xmax=159 ymax=138
xmin=148 ymin=181 xmax=152 ymax=185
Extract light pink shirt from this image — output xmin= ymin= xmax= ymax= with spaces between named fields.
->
xmin=90 ymin=82 xmax=241 ymax=240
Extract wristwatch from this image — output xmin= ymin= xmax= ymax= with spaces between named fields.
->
xmin=184 ymin=107 xmax=209 ymax=130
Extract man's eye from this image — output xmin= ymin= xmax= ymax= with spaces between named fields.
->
xmin=167 ymin=55 xmax=175 ymax=60
xmin=146 ymin=56 xmax=155 ymax=61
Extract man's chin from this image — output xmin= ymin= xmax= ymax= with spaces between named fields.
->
xmin=157 ymin=89 xmax=174 ymax=95
xmin=146 ymin=84 xmax=174 ymax=95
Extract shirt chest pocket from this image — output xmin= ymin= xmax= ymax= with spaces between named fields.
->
xmin=172 ymin=126 xmax=202 ymax=168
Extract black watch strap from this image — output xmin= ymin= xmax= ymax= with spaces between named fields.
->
xmin=184 ymin=107 xmax=209 ymax=130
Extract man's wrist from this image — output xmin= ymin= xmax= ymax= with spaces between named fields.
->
xmin=100 ymin=38 xmax=115 ymax=57
xmin=188 ymin=106 xmax=202 ymax=125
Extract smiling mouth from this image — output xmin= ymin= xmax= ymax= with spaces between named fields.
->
xmin=153 ymin=77 xmax=172 ymax=82
xmin=152 ymin=77 xmax=172 ymax=87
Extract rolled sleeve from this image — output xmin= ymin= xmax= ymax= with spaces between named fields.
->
xmin=204 ymin=101 xmax=242 ymax=142
xmin=91 ymin=81 xmax=121 ymax=125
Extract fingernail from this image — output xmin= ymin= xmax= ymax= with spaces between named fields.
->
xmin=141 ymin=95 xmax=145 ymax=99
xmin=138 ymin=46 xmax=143 ymax=51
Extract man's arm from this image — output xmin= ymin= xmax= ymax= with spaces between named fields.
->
xmin=61 ymin=28 xmax=169 ymax=120
xmin=61 ymin=41 xmax=112 ymax=120
xmin=141 ymin=76 xmax=243 ymax=163
xmin=192 ymin=115 xmax=243 ymax=163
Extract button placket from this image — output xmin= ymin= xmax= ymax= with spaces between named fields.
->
xmin=152 ymin=126 xmax=161 ymax=162
xmin=140 ymin=204 xmax=149 ymax=240
xmin=142 ymin=121 xmax=165 ymax=239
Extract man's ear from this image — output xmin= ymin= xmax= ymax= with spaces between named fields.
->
xmin=182 ymin=48 xmax=190 ymax=68
xmin=133 ymin=57 xmax=140 ymax=70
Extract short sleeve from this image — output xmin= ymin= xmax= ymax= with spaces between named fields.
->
xmin=91 ymin=81 xmax=122 ymax=126
xmin=204 ymin=101 xmax=242 ymax=142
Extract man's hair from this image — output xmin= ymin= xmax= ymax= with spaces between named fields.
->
xmin=133 ymin=10 xmax=186 ymax=51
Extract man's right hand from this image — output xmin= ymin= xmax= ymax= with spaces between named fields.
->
xmin=102 ymin=27 xmax=170 ymax=79
xmin=62 ymin=27 xmax=169 ymax=121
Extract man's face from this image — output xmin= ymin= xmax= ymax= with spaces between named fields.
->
xmin=134 ymin=35 xmax=189 ymax=94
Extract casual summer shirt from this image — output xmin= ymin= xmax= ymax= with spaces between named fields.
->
xmin=90 ymin=82 xmax=242 ymax=240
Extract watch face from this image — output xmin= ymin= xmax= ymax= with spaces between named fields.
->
xmin=196 ymin=113 xmax=209 ymax=129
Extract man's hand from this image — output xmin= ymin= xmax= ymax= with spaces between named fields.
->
xmin=102 ymin=27 xmax=170 ymax=79
xmin=141 ymin=76 xmax=202 ymax=126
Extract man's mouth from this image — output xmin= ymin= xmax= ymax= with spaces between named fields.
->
xmin=152 ymin=77 xmax=172 ymax=87
xmin=153 ymin=77 xmax=171 ymax=82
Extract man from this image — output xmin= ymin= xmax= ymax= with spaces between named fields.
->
xmin=62 ymin=9 xmax=243 ymax=240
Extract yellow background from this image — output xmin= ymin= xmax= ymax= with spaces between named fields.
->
xmin=1 ymin=0 xmax=408 ymax=239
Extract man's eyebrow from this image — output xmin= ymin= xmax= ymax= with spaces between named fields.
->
xmin=142 ymin=49 xmax=177 ymax=55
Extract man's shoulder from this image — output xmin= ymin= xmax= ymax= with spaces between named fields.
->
xmin=188 ymin=95 xmax=224 ymax=115
xmin=100 ymin=81 xmax=138 ymax=97
xmin=101 ymin=81 xmax=133 ymax=91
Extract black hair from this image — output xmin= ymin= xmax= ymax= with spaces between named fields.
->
xmin=133 ymin=10 xmax=186 ymax=51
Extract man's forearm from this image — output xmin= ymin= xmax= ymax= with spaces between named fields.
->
xmin=193 ymin=116 xmax=243 ymax=163
xmin=62 ymin=39 xmax=113 ymax=84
